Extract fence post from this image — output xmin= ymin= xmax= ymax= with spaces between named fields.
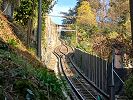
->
xmin=110 ymin=48 xmax=115 ymax=100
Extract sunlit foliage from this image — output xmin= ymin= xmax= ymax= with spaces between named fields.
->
xmin=62 ymin=0 xmax=132 ymax=60
xmin=76 ymin=1 xmax=97 ymax=26
xmin=14 ymin=0 xmax=54 ymax=26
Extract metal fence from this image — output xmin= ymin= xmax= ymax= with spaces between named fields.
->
xmin=73 ymin=48 xmax=107 ymax=93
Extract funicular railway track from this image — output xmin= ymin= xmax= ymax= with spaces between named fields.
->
xmin=53 ymin=42 xmax=109 ymax=100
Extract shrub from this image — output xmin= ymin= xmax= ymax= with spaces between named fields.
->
xmin=124 ymin=75 xmax=133 ymax=98
xmin=7 ymin=38 xmax=18 ymax=47
xmin=0 ymin=49 xmax=65 ymax=99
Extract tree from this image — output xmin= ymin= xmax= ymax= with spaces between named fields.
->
xmin=37 ymin=0 xmax=42 ymax=59
xmin=107 ymin=0 xmax=130 ymax=33
xmin=129 ymin=0 xmax=133 ymax=46
xmin=62 ymin=8 xmax=76 ymax=24
xmin=76 ymin=1 xmax=97 ymax=26
xmin=14 ymin=0 xmax=54 ymax=44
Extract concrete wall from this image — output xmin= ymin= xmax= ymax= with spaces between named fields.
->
xmin=42 ymin=15 xmax=60 ymax=64
xmin=2 ymin=0 xmax=13 ymax=18
xmin=2 ymin=0 xmax=20 ymax=19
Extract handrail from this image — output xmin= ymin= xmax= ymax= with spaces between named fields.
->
xmin=57 ymin=42 xmax=110 ymax=99
xmin=113 ymin=70 xmax=124 ymax=84
xmin=59 ymin=42 xmax=109 ymax=99
xmin=109 ymin=47 xmax=126 ymax=99
xmin=69 ymin=54 xmax=109 ymax=99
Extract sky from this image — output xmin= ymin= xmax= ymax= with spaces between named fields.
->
xmin=50 ymin=0 xmax=77 ymax=25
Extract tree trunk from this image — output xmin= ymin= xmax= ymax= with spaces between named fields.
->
xmin=129 ymin=0 xmax=133 ymax=47
xmin=27 ymin=18 xmax=32 ymax=47
xmin=37 ymin=0 xmax=42 ymax=59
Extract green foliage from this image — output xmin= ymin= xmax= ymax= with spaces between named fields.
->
xmin=61 ymin=0 xmax=132 ymax=61
xmin=0 ymin=86 xmax=4 ymax=100
xmin=35 ymin=68 xmax=63 ymax=96
xmin=14 ymin=0 xmax=34 ymax=26
xmin=102 ymin=27 xmax=112 ymax=34
xmin=28 ymin=47 xmax=36 ymax=54
xmin=14 ymin=0 xmax=54 ymax=26
xmin=7 ymin=38 xmax=18 ymax=47
xmin=69 ymin=34 xmax=76 ymax=46
xmin=108 ymin=31 xmax=119 ymax=39
xmin=76 ymin=40 xmax=93 ymax=53
xmin=0 ymin=0 xmax=2 ymax=7
xmin=41 ymin=17 xmax=47 ymax=49
xmin=62 ymin=8 xmax=76 ymax=24
xmin=14 ymin=80 xmax=35 ymax=95
xmin=0 ymin=49 xmax=65 ymax=99
xmin=124 ymin=75 xmax=133 ymax=98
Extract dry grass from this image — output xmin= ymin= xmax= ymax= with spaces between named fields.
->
xmin=0 ymin=12 xmax=45 ymax=68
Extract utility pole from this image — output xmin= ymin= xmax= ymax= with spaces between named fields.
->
xmin=75 ymin=24 xmax=78 ymax=44
xmin=37 ymin=0 xmax=42 ymax=59
xmin=129 ymin=0 xmax=133 ymax=47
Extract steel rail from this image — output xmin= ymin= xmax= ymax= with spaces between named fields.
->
xmin=59 ymin=57 xmax=85 ymax=100
xmin=53 ymin=51 xmax=79 ymax=100
xmin=54 ymin=46 xmax=85 ymax=100
xmin=58 ymin=44 xmax=98 ymax=99
xmin=74 ymin=77 xmax=97 ymax=100
xmin=54 ymin=43 xmax=109 ymax=100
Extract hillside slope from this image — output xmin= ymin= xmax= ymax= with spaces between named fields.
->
xmin=0 ymin=13 xmax=65 ymax=100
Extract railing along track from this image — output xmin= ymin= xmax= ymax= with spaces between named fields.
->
xmin=60 ymin=43 xmax=109 ymax=99
xmin=54 ymin=44 xmax=105 ymax=100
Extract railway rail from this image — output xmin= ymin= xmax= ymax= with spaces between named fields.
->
xmin=53 ymin=42 xmax=109 ymax=100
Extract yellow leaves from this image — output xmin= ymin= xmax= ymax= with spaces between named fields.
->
xmin=123 ymin=18 xmax=131 ymax=33
xmin=76 ymin=1 xmax=97 ymax=25
xmin=91 ymin=33 xmax=110 ymax=59
xmin=108 ymin=31 xmax=119 ymax=39
xmin=77 ymin=1 xmax=91 ymax=14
